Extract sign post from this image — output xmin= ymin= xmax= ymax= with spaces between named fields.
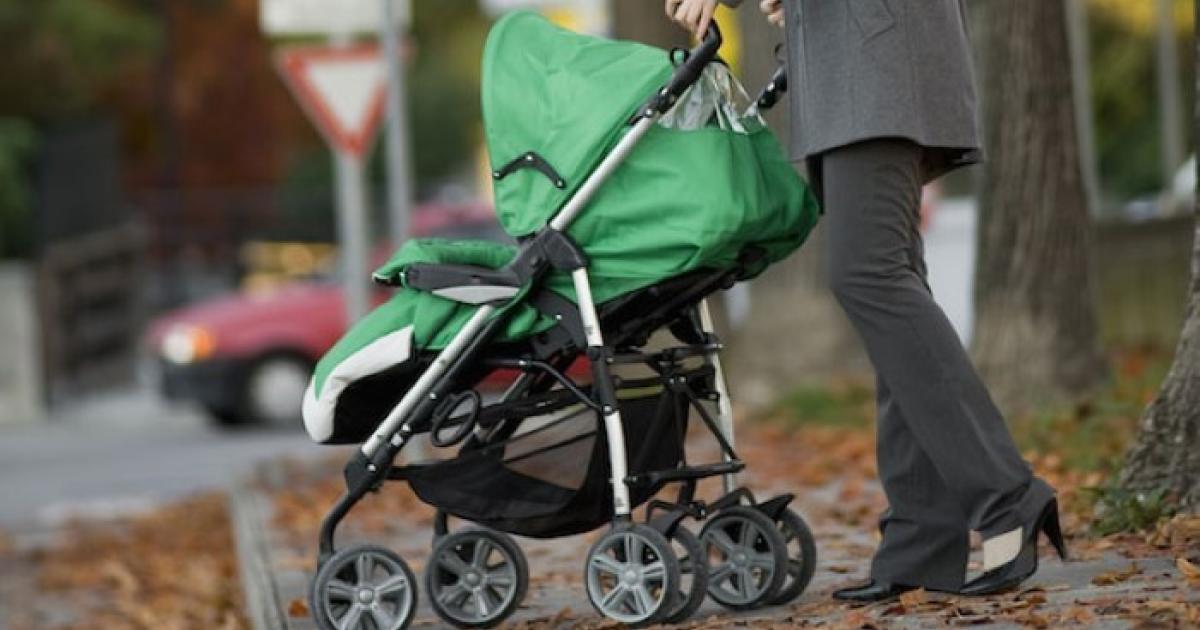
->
xmin=275 ymin=45 xmax=388 ymax=324
xmin=379 ymin=0 xmax=414 ymax=251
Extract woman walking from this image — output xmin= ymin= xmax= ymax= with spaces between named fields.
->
xmin=665 ymin=0 xmax=1066 ymax=601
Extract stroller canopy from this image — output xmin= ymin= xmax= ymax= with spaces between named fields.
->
xmin=483 ymin=11 xmax=674 ymax=237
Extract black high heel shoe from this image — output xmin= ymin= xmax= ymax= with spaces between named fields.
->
xmin=959 ymin=498 xmax=1068 ymax=596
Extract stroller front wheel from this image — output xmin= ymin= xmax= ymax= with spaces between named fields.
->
xmin=426 ymin=528 xmax=528 ymax=628
xmin=699 ymin=505 xmax=789 ymax=610
xmin=309 ymin=544 xmax=417 ymax=630
xmin=584 ymin=523 xmax=681 ymax=627
xmin=767 ymin=507 xmax=819 ymax=605
xmin=661 ymin=525 xmax=709 ymax=624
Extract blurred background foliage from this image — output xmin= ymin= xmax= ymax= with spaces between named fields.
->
xmin=1089 ymin=0 xmax=1194 ymax=201
xmin=0 ymin=0 xmax=159 ymax=120
xmin=0 ymin=0 xmax=1191 ymax=259
xmin=0 ymin=0 xmax=159 ymax=259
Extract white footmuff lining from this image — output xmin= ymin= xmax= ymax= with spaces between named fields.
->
xmin=302 ymin=326 xmax=415 ymax=444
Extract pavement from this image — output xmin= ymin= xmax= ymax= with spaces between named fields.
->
xmin=230 ymin=430 xmax=1200 ymax=630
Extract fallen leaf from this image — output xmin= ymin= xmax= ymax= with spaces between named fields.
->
xmin=1062 ymin=605 xmax=1096 ymax=624
xmin=1015 ymin=611 xmax=1050 ymax=629
xmin=1176 ymin=557 xmax=1200 ymax=584
xmin=1092 ymin=562 xmax=1142 ymax=586
xmin=899 ymin=587 xmax=927 ymax=608
xmin=287 ymin=598 xmax=309 ymax=617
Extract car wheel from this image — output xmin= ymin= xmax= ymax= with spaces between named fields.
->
xmin=204 ymin=404 xmax=249 ymax=427
xmin=241 ymin=354 xmax=312 ymax=427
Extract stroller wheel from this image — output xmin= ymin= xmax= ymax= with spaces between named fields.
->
xmin=584 ymin=523 xmax=681 ymax=627
xmin=425 ymin=528 xmax=528 ymax=628
xmin=661 ymin=525 xmax=709 ymax=624
xmin=699 ymin=505 xmax=789 ymax=610
xmin=309 ymin=544 xmax=417 ymax=630
xmin=767 ymin=507 xmax=818 ymax=605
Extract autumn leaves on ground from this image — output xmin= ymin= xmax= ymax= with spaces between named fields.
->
xmin=4 ymin=350 xmax=1199 ymax=629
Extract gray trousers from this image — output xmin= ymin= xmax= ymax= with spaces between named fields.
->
xmin=810 ymin=139 xmax=1053 ymax=591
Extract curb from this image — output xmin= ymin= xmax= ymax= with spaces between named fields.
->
xmin=230 ymin=478 xmax=291 ymax=630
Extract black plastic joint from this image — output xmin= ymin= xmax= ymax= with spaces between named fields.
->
xmin=531 ymin=229 xmax=589 ymax=272
xmin=588 ymin=348 xmax=620 ymax=411
xmin=343 ymin=450 xmax=379 ymax=494
xmin=755 ymin=493 xmax=795 ymax=521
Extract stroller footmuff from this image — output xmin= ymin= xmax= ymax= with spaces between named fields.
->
xmin=303 ymin=12 xmax=821 ymax=630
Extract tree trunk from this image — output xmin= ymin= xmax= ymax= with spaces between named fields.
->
xmin=1119 ymin=34 xmax=1200 ymax=510
xmin=611 ymin=0 xmax=689 ymax=48
xmin=971 ymin=0 xmax=1108 ymax=410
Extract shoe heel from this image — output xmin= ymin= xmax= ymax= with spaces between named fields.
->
xmin=1040 ymin=500 xmax=1068 ymax=561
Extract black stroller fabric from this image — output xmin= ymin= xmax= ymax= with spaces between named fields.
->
xmin=406 ymin=380 xmax=692 ymax=538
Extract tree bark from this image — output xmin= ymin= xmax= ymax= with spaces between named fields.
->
xmin=972 ymin=0 xmax=1108 ymax=410
xmin=611 ymin=0 xmax=690 ymax=48
xmin=1119 ymin=34 xmax=1200 ymax=510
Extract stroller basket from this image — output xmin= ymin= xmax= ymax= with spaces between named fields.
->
xmin=404 ymin=367 xmax=712 ymax=538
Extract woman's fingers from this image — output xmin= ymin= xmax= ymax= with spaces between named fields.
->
xmin=672 ymin=2 xmax=691 ymax=29
xmin=696 ymin=2 xmax=716 ymax=37
xmin=759 ymin=0 xmax=785 ymax=27
xmin=665 ymin=0 xmax=685 ymax=25
xmin=683 ymin=1 xmax=704 ymax=33
xmin=667 ymin=0 xmax=717 ymax=35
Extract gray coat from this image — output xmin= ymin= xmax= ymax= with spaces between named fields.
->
xmin=726 ymin=0 xmax=982 ymax=176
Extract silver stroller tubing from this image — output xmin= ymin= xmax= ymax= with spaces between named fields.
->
xmin=550 ymin=21 xmax=722 ymax=233
xmin=548 ymin=116 xmax=656 ymax=232
xmin=572 ymin=267 xmax=632 ymax=516
xmin=698 ymin=299 xmax=738 ymax=494
xmin=361 ymin=305 xmax=496 ymax=458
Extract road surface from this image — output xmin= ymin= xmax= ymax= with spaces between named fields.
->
xmin=0 ymin=386 xmax=320 ymax=536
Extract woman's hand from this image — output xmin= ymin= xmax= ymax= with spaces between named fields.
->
xmin=665 ymin=0 xmax=719 ymax=37
xmin=760 ymin=0 xmax=785 ymax=27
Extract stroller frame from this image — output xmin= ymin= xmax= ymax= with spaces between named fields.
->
xmin=310 ymin=23 xmax=811 ymax=629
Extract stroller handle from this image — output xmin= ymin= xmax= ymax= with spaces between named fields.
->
xmin=755 ymin=64 xmax=788 ymax=111
xmin=644 ymin=22 xmax=724 ymax=116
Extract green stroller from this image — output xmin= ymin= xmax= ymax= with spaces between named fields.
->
xmin=302 ymin=11 xmax=820 ymax=629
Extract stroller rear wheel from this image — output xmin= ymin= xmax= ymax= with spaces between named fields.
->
xmin=425 ymin=528 xmax=528 ymax=628
xmin=767 ymin=507 xmax=818 ymax=605
xmin=309 ymin=544 xmax=417 ymax=630
xmin=700 ymin=506 xmax=789 ymax=610
xmin=584 ymin=523 xmax=681 ymax=627
xmin=661 ymin=525 xmax=709 ymax=624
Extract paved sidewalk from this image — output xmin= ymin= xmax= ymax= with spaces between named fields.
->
xmin=231 ymin=426 xmax=1200 ymax=629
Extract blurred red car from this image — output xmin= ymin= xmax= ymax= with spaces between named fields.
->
xmin=146 ymin=202 xmax=514 ymax=428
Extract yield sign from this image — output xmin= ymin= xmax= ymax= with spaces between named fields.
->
xmin=276 ymin=44 xmax=387 ymax=157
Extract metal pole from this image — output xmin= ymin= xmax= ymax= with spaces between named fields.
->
xmin=335 ymin=150 xmax=372 ymax=324
xmin=379 ymin=0 xmax=414 ymax=250
xmin=1065 ymin=0 xmax=1101 ymax=218
xmin=1155 ymin=0 xmax=1184 ymax=211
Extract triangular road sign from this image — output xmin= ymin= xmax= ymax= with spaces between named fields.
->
xmin=276 ymin=44 xmax=387 ymax=157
